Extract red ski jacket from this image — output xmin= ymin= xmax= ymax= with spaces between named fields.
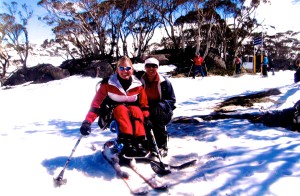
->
xmin=194 ymin=55 xmax=204 ymax=66
xmin=85 ymin=74 xmax=149 ymax=123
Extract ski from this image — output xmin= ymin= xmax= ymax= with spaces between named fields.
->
xmin=152 ymin=158 xmax=197 ymax=170
xmin=124 ymin=152 xmax=197 ymax=176
xmin=101 ymin=139 xmax=195 ymax=194
xmin=102 ymin=141 xmax=149 ymax=195
xmin=102 ymin=151 xmax=149 ymax=195
xmin=128 ymin=159 xmax=168 ymax=191
xmin=150 ymin=159 xmax=197 ymax=175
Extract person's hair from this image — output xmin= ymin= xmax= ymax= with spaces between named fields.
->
xmin=117 ymin=56 xmax=133 ymax=68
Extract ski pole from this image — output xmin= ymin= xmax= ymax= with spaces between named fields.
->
xmin=53 ymin=134 xmax=83 ymax=187
xmin=149 ymin=129 xmax=171 ymax=175
xmin=188 ymin=60 xmax=194 ymax=78
xmin=204 ymin=63 xmax=208 ymax=76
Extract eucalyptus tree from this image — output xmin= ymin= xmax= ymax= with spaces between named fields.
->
xmin=264 ymin=31 xmax=300 ymax=59
xmin=195 ymin=0 xmax=270 ymax=71
xmin=0 ymin=22 xmax=10 ymax=85
xmin=147 ymin=0 xmax=190 ymax=51
xmin=105 ymin=0 xmax=141 ymax=57
xmin=188 ymin=0 xmax=205 ymax=54
xmin=124 ymin=0 xmax=161 ymax=57
xmin=106 ymin=0 xmax=125 ymax=57
xmin=195 ymin=0 xmax=221 ymax=59
xmin=174 ymin=0 xmax=233 ymax=59
xmin=172 ymin=0 xmax=270 ymax=72
xmin=211 ymin=0 xmax=238 ymax=63
xmin=38 ymin=0 xmax=112 ymax=59
xmin=0 ymin=1 xmax=32 ymax=69
xmin=38 ymin=0 xmax=147 ymax=58
xmin=224 ymin=0 xmax=271 ymax=65
xmin=174 ymin=0 xmax=215 ymax=55
xmin=173 ymin=0 xmax=230 ymax=70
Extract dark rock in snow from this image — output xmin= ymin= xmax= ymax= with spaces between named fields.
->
xmin=3 ymin=64 xmax=70 ymax=86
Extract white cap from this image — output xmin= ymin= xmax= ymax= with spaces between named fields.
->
xmin=145 ymin=58 xmax=159 ymax=66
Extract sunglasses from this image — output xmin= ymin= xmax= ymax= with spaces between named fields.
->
xmin=145 ymin=63 xmax=158 ymax=68
xmin=118 ymin=66 xmax=132 ymax=71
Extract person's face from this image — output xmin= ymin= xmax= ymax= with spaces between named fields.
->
xmin=145 ymin=63 xmax=158 ymax=78
xmin=117 ymin=60 xmax=133 ymax=80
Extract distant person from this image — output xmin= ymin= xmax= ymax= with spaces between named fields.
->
xmin=193 ymin=52 xmax=205 ymax=79
xmin=261 ymin=54 xmax=269 ymax=77
xmin=235 ymin=55 xmax=242 ymax=74
xmin=80 ymin=56 xmax=150 ymax=157
xmin=139 ymin=57 xmax=176 ymax=157
xmin=295 ymin=58 xmax=300 ymax=83
xmin=268 ymin=57 xmax=275 ymax=75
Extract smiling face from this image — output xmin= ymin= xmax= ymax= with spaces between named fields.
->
xmin=145 ymin=63 xmax=158 ymax=79
xmin=144 ymin=58 xmax=159 ymax=80
xmin=116 ymin=57 xmax=134 ymax=80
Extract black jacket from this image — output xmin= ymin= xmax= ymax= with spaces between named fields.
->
xmin=135 ymin=71 xmax=176 ymax=112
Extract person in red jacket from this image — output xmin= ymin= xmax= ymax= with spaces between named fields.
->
xmin=193 ymin=52 xmax=205 ymax=78
xmin=235 ymin=55 xmax=242 ymax=74
xmin=80 ymin=56 xmax=150 ymax=157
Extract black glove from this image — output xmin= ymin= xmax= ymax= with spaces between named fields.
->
xmin=80 ymin=120 xmax=91 ymax=136
xmin=144 ymin=118 xmax=153 ymax=130
xmin=154 ymin=105 xmax=165 ymax=118
xmin=158 ymin=102 xmax=167 ymax=111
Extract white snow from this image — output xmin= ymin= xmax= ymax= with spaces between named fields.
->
xmin=0 ymin=67 xmax=299 ymax=196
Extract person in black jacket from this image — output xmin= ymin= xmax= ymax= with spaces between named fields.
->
xmin=295 ymin=58 xmax=300 ymax=83
xmin=139 ymin=57 xmax=176 ymax=157
xmin=268 ymin=57 xmax=275 ymax=75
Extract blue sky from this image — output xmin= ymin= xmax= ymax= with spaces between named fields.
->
xmin=1 ymin=0 xmax=300 ymax=44
xmin=0 ymin=0 xmax=54 ymax=44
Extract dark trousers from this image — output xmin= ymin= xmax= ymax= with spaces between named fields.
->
xmin=193 ymin=65 xmax=205 ymax=78
xmin=235 ymin=63 xmax=241 ymax=74
xmin=146 ymin=105 xmax=172 ymax=149
xmin=262 ymin=64 xmax=268 ymax=76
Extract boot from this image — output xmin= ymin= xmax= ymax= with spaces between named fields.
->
xmin=157 ymin=132 xmax=168 ymax=157
xmin=118 ymin=134 xmax=137 ymax=157
xmin=135 ymin=136 xmax=148 ymax=157
xmin=159 ymin=144 xmax=168 ymax=157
